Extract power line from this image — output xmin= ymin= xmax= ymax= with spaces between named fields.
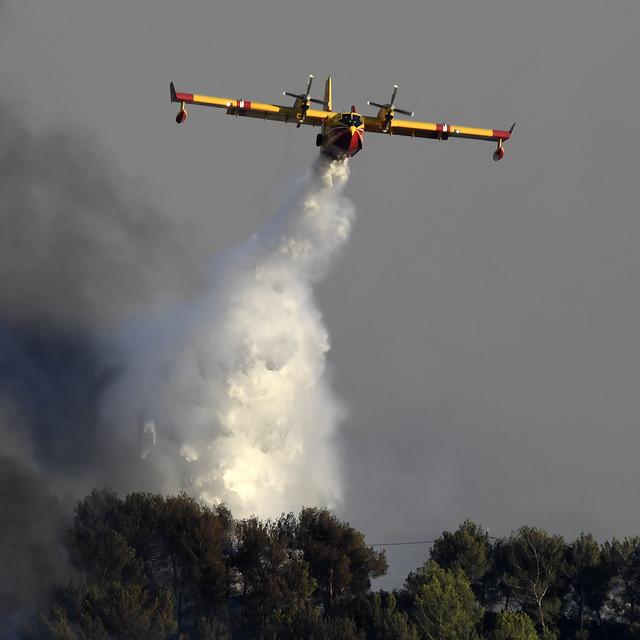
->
xmin=370 ymin=535 xmax=501 ymax=547
xmin=370 ymin=539 xmax=436 ymax=547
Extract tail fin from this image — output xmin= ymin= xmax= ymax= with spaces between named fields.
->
xmin=323 ymin=76 xmax=333 ymax=112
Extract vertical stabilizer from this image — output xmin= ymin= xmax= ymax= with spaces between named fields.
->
xmin=324 ymin=76 xmax=333 ymax=112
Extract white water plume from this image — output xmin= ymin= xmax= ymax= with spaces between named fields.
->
xmin=105 ymin=157 xmax=355 ymax=517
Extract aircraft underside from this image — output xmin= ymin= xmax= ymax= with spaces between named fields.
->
xmin=319 ymin=120 xmax=364 ymax=160
xmin=169 ymin=75 xmax=514 ymax=162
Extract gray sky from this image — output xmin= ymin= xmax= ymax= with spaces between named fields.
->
xmin=2 ymin=0 xmax=640 ymax=588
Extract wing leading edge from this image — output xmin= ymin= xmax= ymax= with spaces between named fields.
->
xmin=170 ymin=82 xmax=331 ymax=127
xmin=364 ymin=115 xmax=513 ymax=144
xmin=170 ymin=80 xmax=514 ymax=160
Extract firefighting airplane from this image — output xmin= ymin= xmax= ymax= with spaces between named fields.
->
xmin=170 ymin=76 xmax=515 ymax=161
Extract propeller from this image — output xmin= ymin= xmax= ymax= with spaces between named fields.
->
xmin=367 ymin=85 xmax=414 ymax=132
xmin=284 ymin=75 xmax=324 ymax=126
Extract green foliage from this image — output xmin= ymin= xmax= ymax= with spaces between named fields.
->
xmin=355 ymin=592 xmax=419 ymax=640
xmin=24 ymin=584 xmax=175 ymax=640
xmin=234 ymin=516 xmax=319 ymax=638
xmin=430 ymin=520 xmax=492 ymax=590
xmin=604 ymin=536 xmax=640 ymax=630
xmin=195 ymin=616 xmax=232 ymax=640
xmin=64 ymin=490 xmax=232 ymax=634
xmin=22 ymin=605 xmax=88 ymax=640
xmin=502 ymin=527 xmax=566 ymax=634
xmin=411 ymin=560 xmax=483 ymax=640
xmin=319 ymin=616 xmax=366 ymax=639
xmin=490 ymin=611 xmax=539 ymax=640
xmin=26 ymin=496 xmax=640 ymax=640
xmin=66 ymin=489 xmax=139 ymax=586
xmin=295 ymin=507 xmax=388 ymax=605
xmin=159 ymin=493 xmax=231 ymax=627
xmin=81 ymin=582 xmax=176 ymax=639
xmin=565 ymin=533 xmax=613 ymax=634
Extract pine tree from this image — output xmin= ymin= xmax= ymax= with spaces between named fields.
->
xmin=411 ymin=561 xmax=483 ymax=640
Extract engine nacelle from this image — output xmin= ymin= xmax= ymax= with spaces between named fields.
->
xmin=493 ymin=146 xmax=505 ymax=162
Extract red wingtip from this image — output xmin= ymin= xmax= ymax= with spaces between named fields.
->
xmin=493 ymin=129 xmax=512 ymax=141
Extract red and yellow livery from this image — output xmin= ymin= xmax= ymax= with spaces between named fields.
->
xmin=170 ymin=76 xmax=514 ymax=162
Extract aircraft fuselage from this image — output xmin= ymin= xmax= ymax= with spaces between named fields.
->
xmin=319 ymin=111 xmax=364 ymax=160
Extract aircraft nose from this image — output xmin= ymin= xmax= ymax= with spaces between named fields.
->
xmin=346 ymin=125 xmax=363 ymax=155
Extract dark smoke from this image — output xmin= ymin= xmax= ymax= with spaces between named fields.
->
xmin=0 ymin=99 xmax=198 ymax=633
xmin=0 ymin=415 xmax=70 ymax=631
xmin=0 ymin=101 xmax=196 ymax=330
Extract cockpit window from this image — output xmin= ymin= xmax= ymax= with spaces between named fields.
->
xmin=340 ymin=114 xmax=362 ymax=127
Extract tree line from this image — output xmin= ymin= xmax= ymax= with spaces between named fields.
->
xmin=22 ymin=490 xmax=640 ymax=639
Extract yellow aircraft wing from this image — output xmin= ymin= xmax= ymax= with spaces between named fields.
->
xmin=364 ymin=114 xmax=514 ymax=161
xmin=171 ymin=82 xmax=331 ymax=127
xmin=364 ymin=116 xmax=513 ymax=143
